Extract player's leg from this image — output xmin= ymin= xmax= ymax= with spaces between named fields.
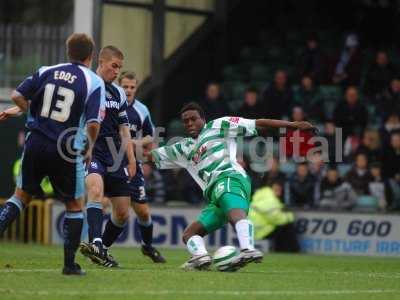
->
xmin=133 ymin=202 xmax=165 ymax=263
xmin=131 ymin=182 xmax=166 ymax=263
xmin=48 ymin=151 xmax=86 ymax=275
xmin=101 ymin=196 xmax=130 ymax=256
xmin=180 ymin=206 xmax=225 ymax=270
xmin=0 ymin=188 xmax=32 ymax=235
xmin=97 ymin=169 xmax=132 ymax=267
xmin=218 ymin=179 xmax=263 ymax=269
xmin=182 ymin=221 xmax=208 ymax=256
xmin=85 ymin=172 xmax=105 ymax=244
xmin=79 ymin=171 xmax=107 ymax=264
xmin=0 ymin=133 xmax=42 ymax=235
xmin=227 ymin=206 xmax=255 ymax=251
xmin=62 ymin=198 xmax=85 ymax=275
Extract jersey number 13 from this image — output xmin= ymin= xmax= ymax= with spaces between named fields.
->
xmin=40 ymin=83 xmax=75 ymax=122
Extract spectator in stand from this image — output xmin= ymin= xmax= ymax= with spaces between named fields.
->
xmin=142 ymin=163 xmax=166 ymax=204
xmin=160 ymin=169 xmax=180 ymax=201
xmin=382 ymin=130 xmax=400 ymax=179
xmin=296 ymin=33 xmax=325 ymax=83
xmin=354 ymin=129 xmax=382 ymax=163
xmin=238 ymin=87 xmax=264 ymax=119
xmin=318 ymin=165 xmax=357 ymax=210
xmin=284 ymin=106 xmax=315 ymax=158
xmin=287 ymin=162 xmax=316 ymax=208
xmin=382 ymin=130 xmax=400 ymax=209
xmin=293 ymin=75 xmax=325 ymax=122
xmin=380 ymin=77 xmax=400 ymax=118
xmin=333 ymin=86 xmax=368 ymax=140
xmin=322 ymin=120 xmax=338 ymax=163
xmin=380 ymin=113 xmax=400 ymax=148
xmin=332 ymin=33 xmax=363 ymax=87
xmin=249 ymin=182 xmax=300 ymax=253
xmin=200 ymin=81 xmax=229 ymax=120
xmin=364 ymin=51 xmax=397 ymax=100
xmin=309 ymin=151 xmax=327 ymax=182
xmin=262 ymin=156 xmax=286 ymax=186
xmin=369 ymin=162 xmax=390 ymax=211
xmin=345 ymin=153 xmax=373 ymax=197
xmin=261 ymin=70 xmax=293 ymax=120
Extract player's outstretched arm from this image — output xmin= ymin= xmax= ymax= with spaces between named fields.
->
xmin=255 ymin=119 xmax=317 ymax=133
xmin=11 ymin=90 xmax=29 ymax=113
xmin=0 ymin=106 xmax=23 ymax=121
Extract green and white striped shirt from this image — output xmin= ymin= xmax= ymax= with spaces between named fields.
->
xmin=151 ymin=117 xmax=258 ymax=192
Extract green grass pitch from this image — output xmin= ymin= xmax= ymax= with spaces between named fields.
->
xmin=0 ymin=243 xmax=399 ymax=300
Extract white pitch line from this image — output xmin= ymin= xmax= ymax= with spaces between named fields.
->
xmin=0 ymin=288 xmax=398 ymax=296
xmin=1 ymin=268 xmax=400 ymax=279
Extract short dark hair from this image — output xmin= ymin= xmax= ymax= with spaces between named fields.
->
xmin=180 ymin=102 xmax=205 ymax=119
xmin=99 ymin=45 xmax=124 ymax=61
xmin=370 ymin=161 xmax=382 ymax=169
xmin=245 ymin=86 xmax=258 ymax=94
xmin=391 ymin=129 xmax=400 ymax=136
xmin=118 ymin=71 xmax=138 ymax=84
xmin=297 ymin=162 xmax=308 ymax=167
xmin=66 ymin=33 xmax=94 ymax=62
xmin=327 ymin=163 xmax=338 ymax=171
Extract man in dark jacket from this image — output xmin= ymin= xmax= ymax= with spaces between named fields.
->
xmin=333 ymin=86 xmax=368 ymax=140
xmin=261 ymin=70 xmax=293 ymax=120
xmin=345 ymin=153 xmax=373 ymax=196
xmin=238 ymin=87 xmax=264 ymax=119
xmin=364 ymin=51 xmax=397 ymax=98
xmin=381 ymin=131 xmax=400 ymax=209
xmin=296 ymin=34 xmax=325 ymax=83
xmin=201 ymin=82 xmax=229 ymax=120
xmin=288 ymin=162 xmax=316 ymax=208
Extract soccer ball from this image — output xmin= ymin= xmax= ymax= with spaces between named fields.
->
xmin=213 ymin=245 xmax=239 ymax=271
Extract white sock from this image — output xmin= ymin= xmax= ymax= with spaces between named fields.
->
xmin=187 ymin=235 xmax=208 ymax=256
xmin=235 ymin=219 xmax=255 ymax=250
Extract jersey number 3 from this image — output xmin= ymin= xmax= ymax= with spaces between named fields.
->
xmin=41 ymin=83 xmax=75 ymax=122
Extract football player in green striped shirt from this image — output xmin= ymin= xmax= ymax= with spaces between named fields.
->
xmin=150 ymin=102 xmax=316 ymax=271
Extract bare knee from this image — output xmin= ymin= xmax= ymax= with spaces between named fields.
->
xmin=112 ymin=211 xmax=129 ymax=225
xmin=65 ymin=199 xmax=83 ymax=212
xmin=133 ymin=203 xmax=150 ymax=223
xmin=112 ymin=197 xmax=130 ymax=224
xmin=86 ymin=175 xmax=104 ymax=200
xmin=88 ymin=186 xmax=103 ymax=201
xmin=14 ymin=188 xmax=32 ymax=206
xmin=113 ymin=205 xmax=130 ymax=224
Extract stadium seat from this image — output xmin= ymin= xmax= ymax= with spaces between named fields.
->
xmin=355 ymin=195 xmax=379 ymax=212
xmin=337 ymin=164 xmax=352 ymax=176
xmin=319 ymin=85 xmax=342 ymax=102
xmin=279 ymin=160 xmax=296 ymax=175
xmin=231 ymin=82 xmax=247 ymax=100
xmin=250 ymin=65 xmax=271 ymax=82
xmin=167 ymin=118 xmax=185 ymax=139
xmin=223 ymin=65 xmax=246 ymax=81
xmin=323 ymin=101 xmax=337 ymax=119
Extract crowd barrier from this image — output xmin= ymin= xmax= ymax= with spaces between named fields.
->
xmin=1 ymin=199 xmax=399 ymax=257
xmin=0 ymin=198 xmax=53 ymax=244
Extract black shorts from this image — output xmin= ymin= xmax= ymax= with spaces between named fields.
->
xmin=18 ymin=132 xmax=85 ymax=202
xmin=86 ymin=156 xmax=131 ymax=197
